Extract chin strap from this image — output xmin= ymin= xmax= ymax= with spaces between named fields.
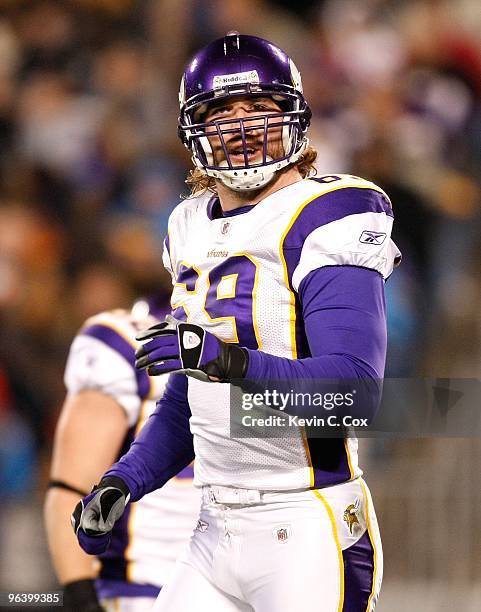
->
xmin=197 ymin=136 xmax=309 ymax=191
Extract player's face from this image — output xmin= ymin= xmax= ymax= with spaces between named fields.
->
xmin=203 ymin=96 xmax=284 ymax=167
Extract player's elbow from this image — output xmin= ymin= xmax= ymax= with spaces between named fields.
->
xmin=325 ymin=353 xmax=383 ymax=424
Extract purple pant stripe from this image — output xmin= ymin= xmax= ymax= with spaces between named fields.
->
xmin=82 ymin=323 xmax=151 ymax=400
xmin=96 ymin=579 xmax=160 ymax=600
xmin=342 ymin=531 xmax=375 ymax=611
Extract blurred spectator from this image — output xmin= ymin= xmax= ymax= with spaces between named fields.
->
xmin=0 ymin=367 xmax=36 ymax=499
xmin=16 ymin=71 xmax=106 ymax=181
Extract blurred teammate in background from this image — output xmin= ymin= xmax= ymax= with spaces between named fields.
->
xmin=68 ymin=33 xmax=401 ymax=610
xmin=44 ymin=298 xmax=201 ymax=611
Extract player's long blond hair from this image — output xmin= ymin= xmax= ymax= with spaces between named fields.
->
xmin=185 ymin=145 xmax=318 ymax=197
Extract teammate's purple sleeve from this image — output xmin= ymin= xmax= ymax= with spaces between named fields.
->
xmin=244 ymin=266 xmax=386 ymax=419
xmin=103 ymin=373 xmax=194 ymax=501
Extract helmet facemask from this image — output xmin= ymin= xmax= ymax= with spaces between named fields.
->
xmin=181 ymin=96 xmax=308 ymax=190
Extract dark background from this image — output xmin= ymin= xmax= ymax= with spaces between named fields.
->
xmin=0 ymin=1 xmax=480 ymax=609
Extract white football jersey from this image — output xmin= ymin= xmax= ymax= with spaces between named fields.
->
xmin=64 ymin=309 xmax=201 ymax=593
xmin=163 ymin=175 xmax=400 ymax=491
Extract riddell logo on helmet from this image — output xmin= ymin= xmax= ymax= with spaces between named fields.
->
xmin=213 ymin=70 xmax=259 ymax=89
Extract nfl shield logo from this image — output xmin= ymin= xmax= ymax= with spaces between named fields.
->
xmin=221 ymin=221 xmax=231 ymax=235
xmin=274 ymin=525 xmax=291 ymax=543
xmin=277 ymin=528 xmax=288 ymax=542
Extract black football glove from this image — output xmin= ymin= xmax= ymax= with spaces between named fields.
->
xmin=71 ymin=476 xmax=130 ymax=555
xmin=135 ymin=315 xmax=248 ymax=382
xmin=63 ymin=579 xmax=104 ymax=612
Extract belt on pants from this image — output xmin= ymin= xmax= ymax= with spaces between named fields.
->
xmin=202 ymin=484 xmax=262 ymax=505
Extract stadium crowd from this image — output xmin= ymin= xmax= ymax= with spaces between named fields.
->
xmin=0 ymin=0 xmax=480 ymax=604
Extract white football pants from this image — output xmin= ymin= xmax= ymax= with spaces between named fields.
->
xmin=152 ymin=477 xmax=382 ymax=611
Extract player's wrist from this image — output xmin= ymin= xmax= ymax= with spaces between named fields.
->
xmin=242 ymin=346 xmax=264 ymax=380
xmin=63 ymin=578 xmax=103 ymax=612
xmin=225 ymin=343 xmax=249 ymax=380
xmin=203 ymin=341 xmax=248 ymax=382
xmin=97 ymin=475 xmax=131 ymax=500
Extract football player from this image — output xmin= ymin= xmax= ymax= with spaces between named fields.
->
xmin=68 ymin=33 xmax=401 ymax=610
xmin=44 ymin=299 xmax=201 ymax=611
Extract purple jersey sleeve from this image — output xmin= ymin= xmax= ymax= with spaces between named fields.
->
xmin=244 ymin=266 xmax=386 ymax=419
xmin=103 ymin=373 xmax=194 ymax=501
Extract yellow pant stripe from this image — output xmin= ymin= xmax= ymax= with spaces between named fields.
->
xmin=313 ymin=490 xmax=345 ymax=612
xmin=360 ymin=479 xmax=378 ymax=611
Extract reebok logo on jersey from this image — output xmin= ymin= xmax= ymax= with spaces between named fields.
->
xmin=359 ymin=230 xmax=386 ymax=245
xmin=183 ymin=331 xmax=202 ymax=349
xmin=196 ymin=519 xmax=209 ymax=532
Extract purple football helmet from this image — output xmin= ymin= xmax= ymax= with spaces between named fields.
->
xmin=178 ymin=32 xmax=311 ymax=191
xmin=131 ymin=294 xmax=170 ymax=321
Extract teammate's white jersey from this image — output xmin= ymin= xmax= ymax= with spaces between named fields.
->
xmin=163 ymin=174 xmax=401 ymax=491
xmin=65 ymin=309 xmax=201 ymax=595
